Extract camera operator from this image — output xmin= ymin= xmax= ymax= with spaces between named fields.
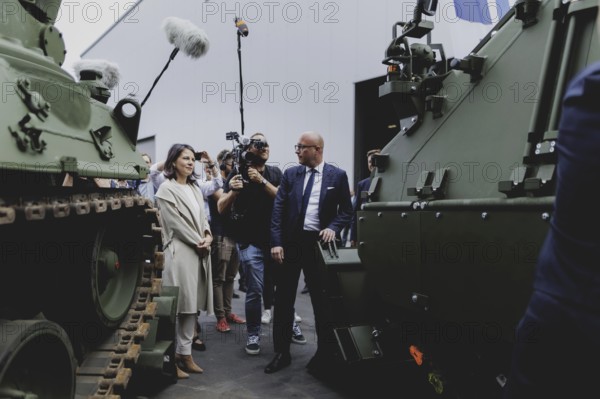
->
xmin=217 ymin=132 xmax=281 ymax=355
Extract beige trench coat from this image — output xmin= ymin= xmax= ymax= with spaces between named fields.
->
xmin=155 ymin=179 xmax=214 ymax=315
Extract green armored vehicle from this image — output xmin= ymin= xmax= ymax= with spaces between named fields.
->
xmin=0 ymin=1 xmax=177 ymax=397
xmin=321 ymin=0 xmax=599 ymax=396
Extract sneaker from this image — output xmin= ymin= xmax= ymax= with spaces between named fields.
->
xmin=216 ymin=318 xmax=231 ymax=333
xmin=261 ymin=309 xmax=272 ymax=324
xmin=294 ymin=312 xmax=302 ymax=323
xmin=246 ymin=335 xmax=261 ymax=355
xmin=227 ymin=313 xmax=246 ymax=324
xmin=292 ymin=322 xmax=307 ymax=345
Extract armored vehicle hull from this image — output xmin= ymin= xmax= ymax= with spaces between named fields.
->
xmin=324 ymin=0 xmax=599 ymax=396
xmin=0 ymin=1 xmax=176 ymax=397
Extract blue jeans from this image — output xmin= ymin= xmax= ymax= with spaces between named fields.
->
xmin=238 ymin=244 xmax=268 ymax=337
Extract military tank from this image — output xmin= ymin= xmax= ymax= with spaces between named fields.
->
xmin=0 ymin=1 xmax=177 ymax=397
xmin=319 ymin=0 xmax=599 ymax=396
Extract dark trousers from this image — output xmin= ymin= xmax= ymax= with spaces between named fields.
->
xmin=503 ymin=290 xmax=600 ymax=399
xmin=263 ymin=255 xmax=275 ymax=310
xmin=272 ymin=230 xmax=330 ymax=354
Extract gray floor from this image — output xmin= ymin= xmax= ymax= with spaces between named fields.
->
xmin=124 ymin=276 xmax=390 ymax=399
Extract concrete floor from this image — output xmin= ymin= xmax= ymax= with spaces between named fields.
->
xmin=122 ymin=277 xmax=380 ymax=399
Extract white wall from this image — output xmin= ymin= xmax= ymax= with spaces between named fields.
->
xmin=81 ymin=0 xmax=504 ymax=186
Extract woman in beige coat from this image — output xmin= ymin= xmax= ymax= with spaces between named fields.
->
xmin=155 ymin=144 xmax=214 ymax=379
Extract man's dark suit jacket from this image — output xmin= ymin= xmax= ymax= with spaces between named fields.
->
xmin=504 ymin=62 xmax=600 ymax=399
xmin=271 ymin=163 xmax=353 ymax=247
xmin=534 ymin=61 xmax=600 ymax=309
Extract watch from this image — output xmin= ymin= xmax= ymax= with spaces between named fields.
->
xmin=261 ymin=177 xmax=268 ymax=185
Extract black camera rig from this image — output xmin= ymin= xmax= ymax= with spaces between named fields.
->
xmin=224 ymin=131 xmax=268 ymax=221
xmin=225 ymin=131 xmax=265 ymax=183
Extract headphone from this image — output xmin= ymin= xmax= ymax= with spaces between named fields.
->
xmin=219 ymin=152 xmax=233 ymax=171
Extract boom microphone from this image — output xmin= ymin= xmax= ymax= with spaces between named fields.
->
xmin=235 ymin=17 xmax=249 ymax=37
xmin=162 ymin=16 xmax=210 ymax=58
xmin=141 ymin=17 xmax=210 ymax=107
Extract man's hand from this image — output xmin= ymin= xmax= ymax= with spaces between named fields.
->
xmin=319 ymin=228 xmax=336 ymax=243
xmin=271 ymin=246 xmax=284 ymax=264
xmin=229 ymin=174 xmax=244 ymax=191
xmin=247 ymin=167 xmax=263 ymax=184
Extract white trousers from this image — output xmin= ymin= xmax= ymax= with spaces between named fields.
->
xmin=176 ymin=313 xmax=196 ymax=355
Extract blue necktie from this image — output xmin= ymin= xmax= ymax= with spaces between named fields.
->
xmin=299 ymin=168 xmax=316 ymax=228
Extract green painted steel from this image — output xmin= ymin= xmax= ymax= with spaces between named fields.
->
xmin=0 ymin=1 xmax=170 ymax=397
xmin=323 ymin=0 xmax=600 ymax=396
xmin=0 ymin=0 xmax=147 ymax=179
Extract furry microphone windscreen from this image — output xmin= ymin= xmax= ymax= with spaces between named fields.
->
xmin=162 ymin=17 xmax=209 ymax=59
xmin=73 ymin=59 xmax=120 ymax=89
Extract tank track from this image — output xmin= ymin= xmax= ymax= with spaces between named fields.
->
xmin=0 ymin=190 xmax=165 ymax=399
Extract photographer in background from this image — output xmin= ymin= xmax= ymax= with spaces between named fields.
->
xmin=208 ymin=150 xmax=246 ymax=334
xmin=217 ymin=132 xmax=281 ymax=355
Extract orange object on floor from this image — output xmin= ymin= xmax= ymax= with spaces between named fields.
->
xmin=409 ymin=345 xmax=424 ymax=366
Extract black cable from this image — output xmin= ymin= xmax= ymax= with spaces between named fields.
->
xmin=141 ymin=48 xmax=179 ymax=107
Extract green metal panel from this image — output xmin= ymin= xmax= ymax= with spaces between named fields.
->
xmin=0 ymin=0 xmax=146 ymax=180
xmin=358 ymin=208 xmax=421 ymax=309
xmin=419 ymin=210 xmax=550 ymax=337
xmin=316 ymin=243 xmax=369 ymax=325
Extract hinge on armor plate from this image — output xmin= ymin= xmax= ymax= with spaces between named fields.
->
xmin=503 ymin=129 xmax=558 ymax=197
xmin=498 ymin=165 xmax=528 ymax=197
xmin=360 ymin=176 xmax=381 ymax=204
xmin=60 ymin=156 xmax=78 ymax=173
xmin=498 ymin=164 xmax=555 ymax=196
xmin=370 ymin=153 xmax=389 ymax=172
xmin=16 ymin=77 xmax=50 ymax=119
xmin=400 ymin=115 xmax=421 ymax=136
xmin=9 ymin=113 xmax=47 ymax=153
xmin=425 ymin=95 xmax=445 ymax=118
xmin=407 ymin=168 xmax=449 ymax=199
xmin=90 ymin=126 xmax=115 ymax=160
xmin=523 ymin=164 xmax=555 ymax=193
xmin=451 ymin=54 xmax=486 ymax=82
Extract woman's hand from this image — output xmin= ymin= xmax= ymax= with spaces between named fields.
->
xmin=196 ymin=234 xmax=212 ymax=257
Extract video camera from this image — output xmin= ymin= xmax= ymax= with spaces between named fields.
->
xmin=225 ymin=131 xmax=265 ymax=183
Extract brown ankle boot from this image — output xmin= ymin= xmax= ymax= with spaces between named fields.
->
xmin=176 ymin=353 xmax=204 ymax=373
xmin=176 ymin=365 xmax=189 ymax=379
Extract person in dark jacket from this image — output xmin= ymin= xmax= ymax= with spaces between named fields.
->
xmin=266 ymin=131 xmax=353 ymax=374
xmin=350 ymin=148 xmax=380 ymax=246
xmin=503 ymin=62 xmax=600 ymax=398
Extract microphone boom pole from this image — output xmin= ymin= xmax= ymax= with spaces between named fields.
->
xmin=141 ymin=48 xmax=179 ymax=107
xmin=237 ymin=31 xmax=245 ymax=136
xmin=235 ymin=17 xmax=248 ymax=136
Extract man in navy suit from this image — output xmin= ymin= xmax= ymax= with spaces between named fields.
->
xmin=265 ymin=131 xmax=353 ymax=374
xmin=503 ymin=63 xmax=600 ymax=397
xmin=350 ymin=148 xmax=380 ymax=246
